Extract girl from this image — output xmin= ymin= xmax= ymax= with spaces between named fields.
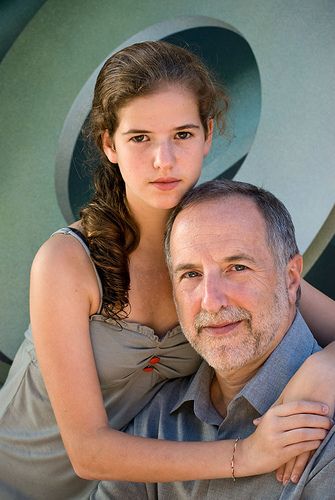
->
xmin=0 ymin=41 xmax=334 ymax=499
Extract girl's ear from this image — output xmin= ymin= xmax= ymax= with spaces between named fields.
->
xmin=204 ymin=119 xmax=214 ymax=156
xmin=286 ymin=254 xmax=303 ymax=305
xmin=102 ymin=130 xmax=117 ymax=163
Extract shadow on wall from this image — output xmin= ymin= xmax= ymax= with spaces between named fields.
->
xmin=0 ymin=0 xmax=47 ymax=62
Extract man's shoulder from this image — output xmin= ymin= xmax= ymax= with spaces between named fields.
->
xmin=282 ymin=425 xmax=335 ymax=499
xmin=308 ymin=424 xmax=335 ymax=476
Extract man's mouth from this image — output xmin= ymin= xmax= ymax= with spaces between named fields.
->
xmin=201 ymin=320 xmax=243 ymax=336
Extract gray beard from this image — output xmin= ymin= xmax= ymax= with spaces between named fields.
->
xmin=180 ymin=286 xmax=290 ymax=373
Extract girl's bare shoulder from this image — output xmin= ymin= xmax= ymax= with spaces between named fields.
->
xmin=32 ymin=229 xmax=89 ymax=275
xmin=30 ymin=228 xmax=100 ymax=315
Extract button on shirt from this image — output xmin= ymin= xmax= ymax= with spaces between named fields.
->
xmin=93 ymin=312 xmax=335 ymax=499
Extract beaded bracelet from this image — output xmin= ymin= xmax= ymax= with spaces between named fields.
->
xmin=231 ymin=437 xmax=240 ymax=482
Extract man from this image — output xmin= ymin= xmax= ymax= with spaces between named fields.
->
xmin=94 ymin=180 xmax=335 ymax=499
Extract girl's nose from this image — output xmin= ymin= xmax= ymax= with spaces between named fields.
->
xmin=153 ymin=141 xmax=175 ymax=170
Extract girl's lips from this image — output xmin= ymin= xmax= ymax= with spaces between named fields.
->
xmin=150 ymin=178 xmax=181 ymax=191
xmin=202 ymin=320 xmax=243 ymax=336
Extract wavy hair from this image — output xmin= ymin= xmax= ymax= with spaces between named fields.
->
xmin=81 ymin=40 xmax=229 ymax=319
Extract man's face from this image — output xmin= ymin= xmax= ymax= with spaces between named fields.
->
xmin=170 ymin=196 xmax=299 ymax=375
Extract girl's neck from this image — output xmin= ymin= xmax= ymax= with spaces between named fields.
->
xmin=128 ymin=201 xmax=171 ymax=253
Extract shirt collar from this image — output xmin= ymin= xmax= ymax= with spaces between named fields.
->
xmin=171 ymin=311 xmax=320 ymax=419
xmin=170 ymin=358 xmax=221 ymax=424
xmin=239 ymin=311 xmax=321 ymax=415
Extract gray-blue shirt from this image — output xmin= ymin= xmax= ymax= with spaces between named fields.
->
xmin=93 ymin=312 xmax=335 ymax=499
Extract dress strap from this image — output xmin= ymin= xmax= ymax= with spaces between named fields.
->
xmin=51 ymin=227 xmax=103 ymax=314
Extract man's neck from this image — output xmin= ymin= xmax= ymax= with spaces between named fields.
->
xmin=210 ymin=364 xmax=262 ymax=418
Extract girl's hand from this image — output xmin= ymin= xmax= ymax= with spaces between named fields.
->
xmin=238 ymin=401 xmax=331 ymax=477
xmin=274 ymin=452 xmax=312 ymax=485
xmin=272 ymin=348 xmax=335 ymax=484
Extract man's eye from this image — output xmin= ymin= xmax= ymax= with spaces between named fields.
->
xmin=232 ymin=265 xmax=247 ymax=272
xmin=181 ymin=271 xmax=200 ymax=279
xmin=130 ymin=135 xmax=148 ymax=143
xmin=176 ymin=131 xmax=191 ymax=140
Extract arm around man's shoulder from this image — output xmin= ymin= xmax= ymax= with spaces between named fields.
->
xmin=281 ymin=425 xmax=335 ymax=499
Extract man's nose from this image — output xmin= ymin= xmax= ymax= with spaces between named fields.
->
xmin=201 ymin=274 xmax=229 ymax=313
xmin=153 ymin=141 xmax=175 ymax=170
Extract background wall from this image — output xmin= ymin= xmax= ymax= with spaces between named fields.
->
xmin=1 ymin=0 xmax=334 ymax=382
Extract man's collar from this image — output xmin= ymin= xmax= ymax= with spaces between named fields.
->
xmin=171 ymin=311 xmax=320 ymax=420
xmin=170 ymin=358 xmax=221 ymax=424
xmin=239 ymin=311 xmax=321 ymax=415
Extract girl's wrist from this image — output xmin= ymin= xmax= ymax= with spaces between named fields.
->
xmin=232 ymin=437 xmax=252 ymax=478
xmin=230 ymin=437 xmax=240 ymax=481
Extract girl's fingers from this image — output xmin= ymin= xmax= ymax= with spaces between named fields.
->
xmin=283 ymin=427 xmax=328 ymax=446
xmin=274 ymin=401 xmax=329 ymax=417
xmin=255 ymin=401 xmax=332 ymax=428
xmin=279 ymin=413 xmax=332 ymax=432
xmin=281 ymin=457 xmax=296 ymax=485
xmin=276 ymin=464 xmax=285 ymax=482
xmin=290 ymin=451 xmax=312 ymax=484
xmin=283 ymin=439 xmax=322 ymax=458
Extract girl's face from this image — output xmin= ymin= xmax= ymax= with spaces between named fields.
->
xmin=103 ymin=85 xmax=213 ymax=213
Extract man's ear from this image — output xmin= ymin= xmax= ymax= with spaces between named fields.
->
xmin=102 ymin=130 xmax=117 ymax=164
xmin=286 ymin=254 xmax=303 ymax=305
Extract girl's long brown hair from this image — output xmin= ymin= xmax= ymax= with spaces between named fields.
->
xmin=81 ymin=40 xmax=228 ymax=320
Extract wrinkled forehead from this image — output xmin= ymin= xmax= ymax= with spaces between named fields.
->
xmin=169 ymin=197 xmax=269 ymax=264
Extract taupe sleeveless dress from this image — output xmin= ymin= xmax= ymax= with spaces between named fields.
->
xmin=0 ymin=228 xmax=201 ymax=499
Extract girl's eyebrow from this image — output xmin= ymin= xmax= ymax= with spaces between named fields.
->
xmin=175 ymin=124 xmax=200 ymax=131
xmin=122 ymin=124 xmax=201 ymax=135
xmin=122 ymin=129 xmax=150 ymax=135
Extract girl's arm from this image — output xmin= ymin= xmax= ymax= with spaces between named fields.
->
xmin=293 ymin=279 xmax=335 ymax=418
xmin=300 ymin=279 xmax=335 ymax=346
xmin=273 ymin=280 xmax=335 ymax=484
xmin=30 ymin=236 xmax=328 ymax=482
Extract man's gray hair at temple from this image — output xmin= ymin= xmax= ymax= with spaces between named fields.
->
xmin=164 ymin=179 xmax=300 ymax=272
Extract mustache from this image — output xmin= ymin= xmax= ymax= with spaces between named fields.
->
xmin=194 ymin=306 xmax=251 ymax=333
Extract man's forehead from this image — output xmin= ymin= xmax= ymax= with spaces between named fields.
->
xmin=170 ymin=196 xmax=269 ymax=265
xmin=171 ymin=196 xmax=265 ymax=240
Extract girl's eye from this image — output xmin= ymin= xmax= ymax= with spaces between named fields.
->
xmin=130 ymin=135 xmax=148 ymax=143
xmin=232 ymin=264 xmax=247 ymax=272
xmin=176 ymin=131 xmax=192 ymax=140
